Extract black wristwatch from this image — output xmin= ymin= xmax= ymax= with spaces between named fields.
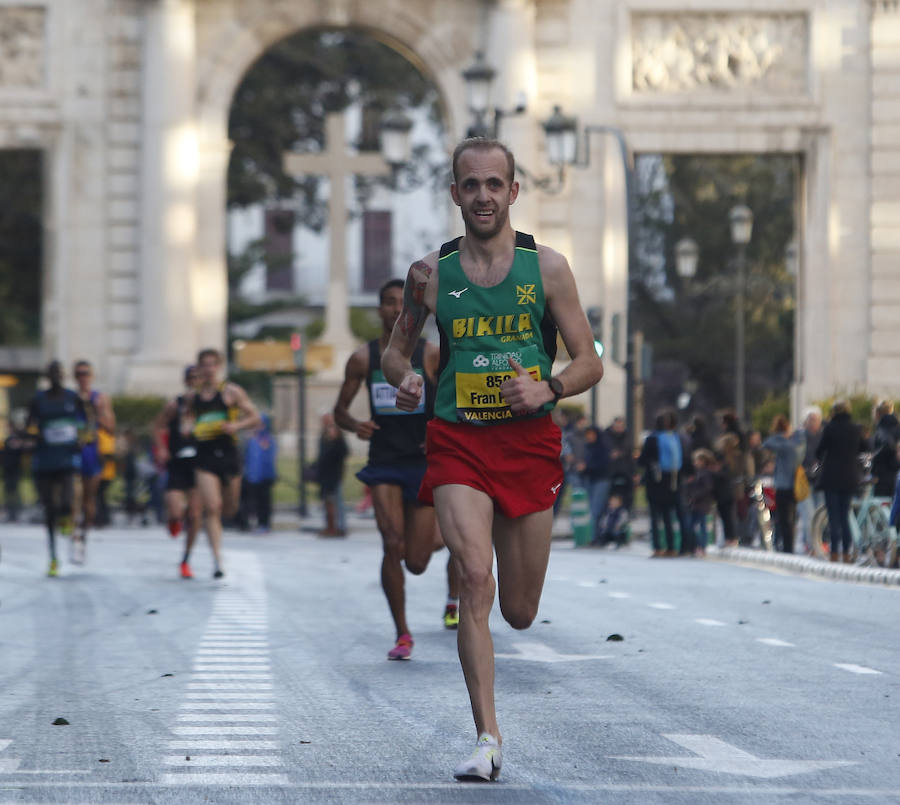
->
xmin=548 ymin=376 xmax=564 ymax=403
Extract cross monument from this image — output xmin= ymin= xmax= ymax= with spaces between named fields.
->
xmin=284 ymin=112 xmax=392 ymax=374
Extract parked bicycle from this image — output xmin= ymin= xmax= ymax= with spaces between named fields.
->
xmin=809 ymin=455 xmax=898 ymax=567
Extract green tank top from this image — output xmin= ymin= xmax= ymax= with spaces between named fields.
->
xmin=434 ymin=231 xmax=558 ymax=425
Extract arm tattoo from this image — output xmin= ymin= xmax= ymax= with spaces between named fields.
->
xmin=399 ymin=261 xmax=432 ymax=337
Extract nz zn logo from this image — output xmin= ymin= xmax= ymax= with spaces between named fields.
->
xmin=516 ymin=284 xmax=536 ymax=305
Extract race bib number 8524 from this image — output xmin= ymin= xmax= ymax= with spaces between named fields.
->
xmin=454 ymin=345 xmax=541 ymax=424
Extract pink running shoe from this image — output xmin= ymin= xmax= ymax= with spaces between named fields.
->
xmin=387 ymin=633 xmax=414 ymax=661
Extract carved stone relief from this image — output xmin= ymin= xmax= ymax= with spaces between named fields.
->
xmin=632 ymin=13 xmax=808 ymax=94
xmin=0 ymin=6 xmax=45 ymax=88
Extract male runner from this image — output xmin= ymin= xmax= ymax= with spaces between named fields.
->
xmin=334 ymin=279 xmax=460 ymax=661
xmin=26 ymin=361 xmax=85 ymax=576
xmin=190 ymin=348 xmax=261 ymax=578
xmin=71 ymin=359 xmax=116 ymax=563
xmin=383 ymin=138 xmax=603 ymax=780
xmin=154 ymin=365 xmax=202 ymax=578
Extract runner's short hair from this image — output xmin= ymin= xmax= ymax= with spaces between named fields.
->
xmin=197 ymin=348 xmax=222 ymax=365
xmin=379 ymin=278 xmax=405 ymax=305
xmin=451 ymin=137 xmax=516 ymax=184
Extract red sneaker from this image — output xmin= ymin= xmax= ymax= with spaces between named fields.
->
xmin=168 ymin=519 xmax=182 ymax=538
xmin=387 ymin=633 xmax=413 ymax=661
xmin=180 ymin=561 xmax=193 ymax=579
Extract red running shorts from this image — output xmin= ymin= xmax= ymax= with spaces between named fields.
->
xmin=418 ymin=415 xmax=563 ymax=518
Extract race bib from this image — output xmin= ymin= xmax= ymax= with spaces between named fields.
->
xmin=43 ymin=418 xmax=78 ymax=445
xmin=371 ymin=369 xmax=425 ymax=416
xmin=454 ymin=344 xmax=542 ymax=424
xmin=194 ymin=410 xmax=226 ymax=441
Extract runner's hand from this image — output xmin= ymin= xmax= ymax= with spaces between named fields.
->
xmin=500 ymin=358 xmax=551 ymax=414
xmin=355 ymin=420 xmax=380 ymax=440
xmin=395 ymin=372 xmax=424 ymax=412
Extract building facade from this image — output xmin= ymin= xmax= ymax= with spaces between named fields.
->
xmin=0 ymin=0 xmax=897 ymax=424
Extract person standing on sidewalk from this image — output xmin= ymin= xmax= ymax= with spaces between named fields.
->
xmin=816 ymin=400 xmax=867 ymax=562
xmin=762 ymin=414 xmax=806 ymax=554
xmin=382 ymin=137 xmax=603 ymax=781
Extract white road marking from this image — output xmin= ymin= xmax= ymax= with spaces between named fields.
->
xmin=495 ymin=641 xmax=611 ymax=663
xmin=160 ymin=772 xmax=290 ymax=785
xmin=757 ymin=638 xmax=795 ymax=647
xmin=695 ymin=618 xmax=726 ymax=626
xmin=168 ymin=740 xmax=279 ymax=749
xmin=608 ymin=592 xmax=631 ymax=599
xmin=177 ymin=714 xmax=277 ymax=722
xmin=577 ymin=580 xmax=598 ymax=588
xmin=611 ymin=734 xmax=855 ymax=779
xmin=164 ymin=551 xmax=286 ymax=787
xmin=173 ymin=726 xmax=278 ymax=736
xmin=163 ymin=755 xmax=283 ymax=766
xmin=0 ymin=741 xmax=11 ymax=752
xmin=180 ymin=703 xmax=274 ymax=710
xmin=648 ymin=602 xmax=676 ymax=610
xmin=187 ymin=683 xmax=274 ymax=689
xmin=0 ymin=759 xmax=21 ymax=773
xmin=834 ymin=663 xmax=882 ymax=675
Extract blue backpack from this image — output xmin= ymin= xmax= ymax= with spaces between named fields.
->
xmin=656 ymin=431 xmax=682 ymax=473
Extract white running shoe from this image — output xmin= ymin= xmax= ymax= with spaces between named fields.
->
xmin=453 ymin=733 xmax=502 ymax=781
xmin=70 ymin=539 xmax=85 ymax=565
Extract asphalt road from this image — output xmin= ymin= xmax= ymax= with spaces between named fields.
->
xmin=1 ymin=514 xmax=899 ymax=804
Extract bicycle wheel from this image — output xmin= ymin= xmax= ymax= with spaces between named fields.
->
xmin=858 ymin=504 xmax=897 ymax=568
xmin=810 ymin=505 xmax=830 ymax=559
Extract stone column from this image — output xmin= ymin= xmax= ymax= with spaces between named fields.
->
xmin=193 ymin=131 xmax=232 ymax=353
xmin=867 ymin=0 xmax=900 ymax=394
xmin=127 ymin=0 xmax=198 ymax=393
xmin=485 ymin=0 xmax=539 ymax=232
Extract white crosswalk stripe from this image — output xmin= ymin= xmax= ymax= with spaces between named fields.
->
xmin=161 ymin=551 xmax=286 ymax=787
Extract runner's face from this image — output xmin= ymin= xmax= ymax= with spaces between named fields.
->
xmin=184 ymin=370 xmax=199 ymax=391
xmin=198 ymin=357 xmax=219 ymax=384
xmin=378 ymin=287 xmax=403 ymax=334
xmin=74 ymin=365 xmax=92 ymax=390
xmin=451 ymin=148 xmax=518 ymax=241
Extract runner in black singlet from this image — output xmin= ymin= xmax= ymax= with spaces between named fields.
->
xmin=189 ymin=348 xmax=261 ymax=579
xmin=26 ymin=361 xmax=86 ymax=577
xmin=154 ymin=365 xmax=203 ymax=578
xmin=334 ymin=279 xmax=459 ymax=661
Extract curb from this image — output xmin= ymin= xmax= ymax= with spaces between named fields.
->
xmin=708 ymin=546 xmax=900 ymax=587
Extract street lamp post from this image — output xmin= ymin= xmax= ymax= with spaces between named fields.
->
xmin=540 ymin=105 xmax=637 ymax=444
xmin=729 ymin=204 xmax=753 ymax=423
xmin=676 ymin=206 xmax=754 ymax=423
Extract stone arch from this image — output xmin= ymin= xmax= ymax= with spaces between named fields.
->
xmin=190 ymin=0 xmax=482 ymax=354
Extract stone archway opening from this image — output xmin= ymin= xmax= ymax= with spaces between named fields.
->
xmin=224 ymin=25 xmax=451 ymax=423
xmin=632 ymin=152 xmax=800 ymax=430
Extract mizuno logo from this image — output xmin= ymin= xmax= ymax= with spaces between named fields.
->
xmin=448 ymin=288 xmax=469 ymax=298
xmin=550 ymin=482 xmax=562 ymax=494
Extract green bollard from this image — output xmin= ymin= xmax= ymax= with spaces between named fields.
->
xmin=570 ymin=488 xmax=592 ymax=546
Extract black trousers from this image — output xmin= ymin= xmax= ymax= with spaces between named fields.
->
xmin=774 ymin=488 xmax=796 ymax=553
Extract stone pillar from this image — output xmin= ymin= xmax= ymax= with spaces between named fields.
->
xmin=193 ymin=131 xmax=232 ymax=353
xmin=127 ymin=0 xmax=198 ymax=393
xmin=485 ymin=0 xmax=539 ymax=232
xmin=867 ymin=0 xmax=900 ymax=395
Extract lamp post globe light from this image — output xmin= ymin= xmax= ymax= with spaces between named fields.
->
xmin=674 ymin=237 xmax=699 ymax=279
xmin=729 ymin=204 xmax=753 ymax=423
xmin=379 ymin=107 xmax=414 ymax=167
xmin=541 ymin=105 xmax=579 ymax=167
xmin=461 ymin=50 xmax=496 ymax=136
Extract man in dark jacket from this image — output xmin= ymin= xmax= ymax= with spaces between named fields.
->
xmin=816 ymin=400 xmax=867 ymax=562
xmin=605 ymin=416 xmax=634 ymax=512
xmin=871 ymin=400 xmax=900 ymax=497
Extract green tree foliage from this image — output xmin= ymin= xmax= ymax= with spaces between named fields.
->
xmin=0 ymin=150 xmax=42 ymax=345
xmin=634 ymin=154 xmax=797 ymax=417
xmin=111 ymin=395 xmax=166 ymax=434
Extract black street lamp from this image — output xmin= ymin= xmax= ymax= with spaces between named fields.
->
xmin=540 ymin=104 xmax=638 ymax=444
